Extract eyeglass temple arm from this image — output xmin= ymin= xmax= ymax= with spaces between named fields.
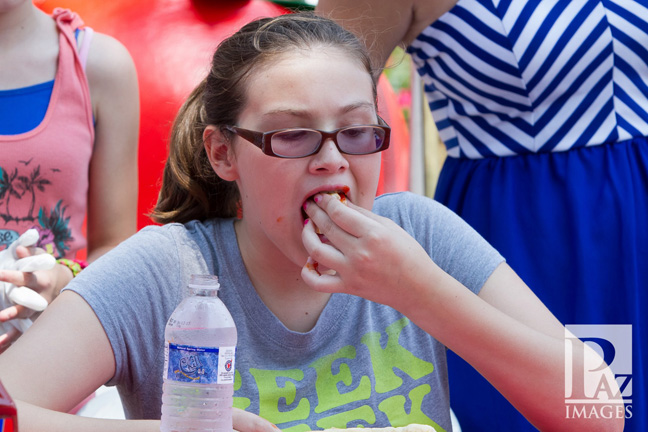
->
xmin=224 ymin=126 xmax=265 ymax=148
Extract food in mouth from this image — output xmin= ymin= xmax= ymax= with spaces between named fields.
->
xmin=326 ymin=191 xmax=348 ymax=205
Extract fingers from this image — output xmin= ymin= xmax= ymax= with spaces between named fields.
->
xmin=304 ymin=193 xmax=366 ymax=239
xmin=15 ymin=253 xmax=56 ymax=272
xmin=302 ymin=193 xmax=380 ymax=283
xmin=302 ymin=219 xmax=345 ymax=265
xmin=15 ymin=245 xmax=46 ymax=259
xmin=7 ymin=286 xmax=48 ymax=311
xmin=0 ymin=269 xmax=38 ymax=292
xmin=301 ymin=262 xmax=345 ymax=293
xmin=232 ymin=407 xmax=279 ymax=432
xmin=0 ymin=304 xmax=30 ymax=321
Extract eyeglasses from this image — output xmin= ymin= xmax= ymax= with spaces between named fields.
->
xmin=223 ymin=117 xmax=391 ymax=159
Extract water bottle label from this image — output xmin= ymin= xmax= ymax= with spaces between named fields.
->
xmin=165 ymin=342 xmax=236 ymax=385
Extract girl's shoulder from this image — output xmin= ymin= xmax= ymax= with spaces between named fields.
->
xmin=373 ymin=191 xmax=448 ymax=218
xmin=84 ymin=32 xmax=136 ymax=81
xmin=136 ymin=219 xmax=223 ymax=244
xmin=83 ymin=30 xmax=138 ymax=114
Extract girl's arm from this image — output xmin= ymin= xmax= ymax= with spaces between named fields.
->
xmin=0 ymin=289 xmax=281 ymax=432
xmin=316 ymin=0 xmax=453 ymax=76
xmin=0 ymin=290 xmax=159 ymax=431
xmin=404 ymin=261 xmax=622 ymax=431
xmin=84 ymin=32 xmax=139 ymax=264
xmin=316 ymin=0 xmax=415 ymax=76
xmin=302 ymin=193 xmax=623 ymax=432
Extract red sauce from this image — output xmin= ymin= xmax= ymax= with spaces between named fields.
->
xmin=305 ymin=259 xmax=322 ymax=276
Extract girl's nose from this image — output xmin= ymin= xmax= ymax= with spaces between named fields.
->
xmin=309 ymin=138 xmax=349 ymax=173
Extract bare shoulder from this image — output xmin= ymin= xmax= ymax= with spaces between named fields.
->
xmin=82 ymin=31 xmax=138 ymax=117
xmin=84 ymin=32 xmax=138 ymax=96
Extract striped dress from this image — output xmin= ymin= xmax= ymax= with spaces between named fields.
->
xmin=407 ymin=1 xmax=646 ymax=431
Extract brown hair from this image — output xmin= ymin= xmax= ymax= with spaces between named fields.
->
xmin=151 ymin=12 xmax=377 ymax=224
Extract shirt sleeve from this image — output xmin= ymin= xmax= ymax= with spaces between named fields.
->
xmin=373 ymin=192 xmax=505 ymax=294
xmin=63 ymin=225 xmax=184 ymax=392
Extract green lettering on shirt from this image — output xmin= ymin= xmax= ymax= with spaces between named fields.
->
xmin=316 ymin=405 xmax=377 ymax=429
xmin=378 ymin=384 xmax=445 ymax=432
xmin=310 ymin=344 xmax=371 ymax=413
xmin=250 ymin=368 xmax=310 ymax=424
xmin=361 ymin=318 xmax=435 ymax=393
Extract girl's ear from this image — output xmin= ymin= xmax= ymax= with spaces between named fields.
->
xmin=204 ymin=126 xmax=239 ymax=181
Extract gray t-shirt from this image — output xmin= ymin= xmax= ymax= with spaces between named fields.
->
xmin=66 ymin=192 xmax=503 ymax=431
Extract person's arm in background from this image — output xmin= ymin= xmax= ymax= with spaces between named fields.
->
xmin=316 ymin=0 xmax=451 ymax=77
xmin=84 ymin=31 xmax=139 ymax=264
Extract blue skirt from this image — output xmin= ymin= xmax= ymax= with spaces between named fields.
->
xmin=435 ymin=138 xmax=647 ymax=431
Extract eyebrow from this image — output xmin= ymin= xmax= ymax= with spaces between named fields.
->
xmin=261 ymin=102 xmax=376 ymax=119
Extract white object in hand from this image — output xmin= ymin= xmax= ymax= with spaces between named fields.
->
xmin=0 ymin=229 xmax=55 ymax=335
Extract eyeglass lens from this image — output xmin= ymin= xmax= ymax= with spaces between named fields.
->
xmin=271 ymin=126 xmax=386 ymax=157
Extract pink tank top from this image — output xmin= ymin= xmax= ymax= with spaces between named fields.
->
xmin=0 ymin=9 xmax=93 ymax=258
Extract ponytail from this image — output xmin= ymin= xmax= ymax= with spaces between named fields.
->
xmin=150 ymin=80 xmax=240 ymax=224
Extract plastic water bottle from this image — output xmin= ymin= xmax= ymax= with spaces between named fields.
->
xmin=161 ymin=275 xmax=237 ymax=432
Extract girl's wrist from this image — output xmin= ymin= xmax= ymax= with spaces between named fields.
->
xmin=54 ymin=259 xmax=87 ymax=299
xmin=56 ymin=258 xmax=87 ymax=278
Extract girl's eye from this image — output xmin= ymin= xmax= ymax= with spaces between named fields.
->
xmin=274 ymin=130 xmax=311 ymax=142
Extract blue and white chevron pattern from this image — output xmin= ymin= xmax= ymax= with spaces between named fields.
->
xmin=408 ymin=0 xmax=648 ymax=159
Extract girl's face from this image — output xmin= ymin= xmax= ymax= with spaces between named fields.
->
xmin=227 ymin=47 xmax=381 ymax=268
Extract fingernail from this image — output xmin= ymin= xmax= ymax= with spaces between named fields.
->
xmin=314 ymin=194 xmax=322 ymax=203
xmin=303 ymin=218 xmax=309 ymax=226
xmin=302 ymin=202 xmax=308 ymax=211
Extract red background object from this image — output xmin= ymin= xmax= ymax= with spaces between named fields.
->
xmin=37 ymin=0 xmax=409 ymax=229
xmin=0 ymin=379 xmax=17 ymax=431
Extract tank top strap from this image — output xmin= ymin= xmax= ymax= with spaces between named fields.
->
xmin=50 ymin=8 xmax=94 ymax=142
xmin=77 ymin=27 xmax=94 ymax=70
xmin=52 ymin=8 xmax=85 ymax=35
xmin=52 ymin=8 xmax=87 ymax=68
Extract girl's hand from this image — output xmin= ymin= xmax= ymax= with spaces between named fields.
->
xmin=0 ymin=245 xmax=73 ymax=305
xmin=301 ymin=193 xmax=437 ymax=309
xmin=233 ymin=407 xmax=280 ymax=432
xmin=0 ymin=246 xmax=74 ymax=351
